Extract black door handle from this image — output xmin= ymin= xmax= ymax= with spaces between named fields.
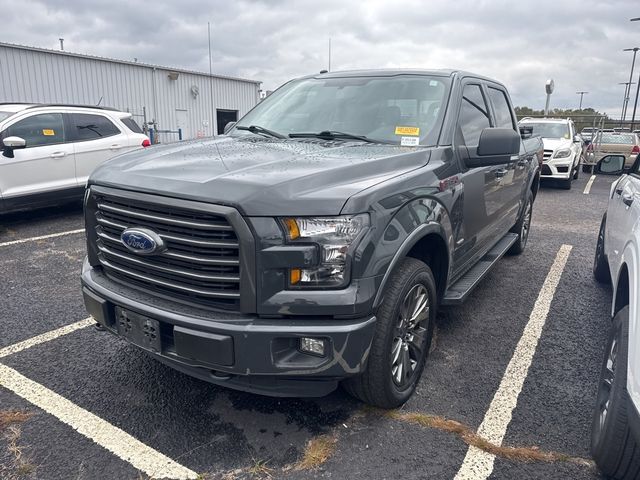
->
xmin=623 ymin=193 xmax=634 ymax=207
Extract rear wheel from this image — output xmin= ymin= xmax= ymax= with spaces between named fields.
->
xmin=508 ymin=190 xmax=533 ymax=255
xmin=342 ymin=257 xmax=436 ymax=408
xmin=594 ymin=214 xmax=611 ymax=284
xmin=591 ymin=306 xmax=640 ymax=479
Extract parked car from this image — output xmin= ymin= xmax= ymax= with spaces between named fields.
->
xmin=585 ymin=131 xmax=640 ymax=173
xmin=81 ymin=69 xmax=542 ymax=408
xmin=0 ymin=103 xmax=150 ymax=214
xmin=518 ymin=117 xmax=582 ymax=189
xmin=592 ymin=154 xmax=640 ymax=478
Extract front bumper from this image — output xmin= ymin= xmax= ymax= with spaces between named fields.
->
xmin=82 ymin=258 xmax=376 ymax=397
xmin=541 ymin=158 xmax=574 ymax=179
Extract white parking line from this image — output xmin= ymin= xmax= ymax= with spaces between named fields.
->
xmin=0 ymin=228 xmax=85 ymax=248
xmin=0 ymin=317 xmax=94 ymax=359
xmin=454 ymin=244 xmax=573 ymax=480
xmin=0 ymin=364 xmax=199 ymax=479
xmin=583 ymin=175 xmax=596 ymax=194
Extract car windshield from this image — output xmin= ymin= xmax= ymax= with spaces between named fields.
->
xmin=598 ymin=133 xmax=636 ymax=145
xmin=0 ymin=111 xmax=14 ymax=122
xmin=521 ymin=122 xmax=570 ymax=139
xmin=232 ymin=74 xmax=450 ymax=146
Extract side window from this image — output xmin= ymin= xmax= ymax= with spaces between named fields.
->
xmin=487 ymin=87 xmax=515 ymax=130
xmin=121 ymin=117 xmax=143 ymax=134
xmin=2 ymin=113 xmax=65 ymax=148
xmin=459 ymin=84 xmax=491 ymax=147
xmin=70 ymin=113 xmax=120 ymax=141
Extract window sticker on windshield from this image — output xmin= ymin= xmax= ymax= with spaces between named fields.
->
xmin=563 ymin=133 xmax=569 ymax=139
xmin=395 ymin=126 xmax=420 ymax=136
xmin=401 ymin=136 xmax=419 ymax=146
xmin=42 ymin=129 xmax=55 ymax=136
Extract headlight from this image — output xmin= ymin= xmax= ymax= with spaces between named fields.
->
xmin=554 ymin=149 xmax=572 ymax=159
xmin=281 ymin=214 xmax=369 ymax=287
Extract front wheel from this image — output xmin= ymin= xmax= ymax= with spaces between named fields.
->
xmin=593 ymin=214 xmax=611 ymax=284
xmin=561 ymin=175 xmax=573 ymax=190
xmin=508 ymin=190 xmax=533 ymax=255
xmin=591 ymin=306 xmax=640 ymax=478
xmin=583 ymin=164 xmax=593 ymax=173
xmin=342 ymin=257 xmax=436 ymax=408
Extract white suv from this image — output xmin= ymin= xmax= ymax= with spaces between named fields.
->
xmin=591 ymin=154 xmax=640 ymax=478
xmin=518 ymin=117 xmax=583 ymax=189
xmin=0 ymin=103 xmax=149 ymax=214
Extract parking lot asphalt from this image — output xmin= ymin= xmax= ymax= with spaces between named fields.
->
xmin=0 ymin=173 xmax=615 ymax=479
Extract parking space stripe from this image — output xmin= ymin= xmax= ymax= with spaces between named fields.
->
xmin=454 ymin=244 xmax=573 ymax=480
xmin=0 ymin=228 xmax=85 ymax=247
xmin=0 ymin=318 xmax=94 ymax=359
xmin=583 ymin=175 xmax=596 ymax=194
xmin=0 ymin=363 xmax=199 ymax=479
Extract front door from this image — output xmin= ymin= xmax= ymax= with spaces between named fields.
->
xmin=452 ymin=82 xmax=512 ymax=275
xmin=175 ymin=109 xmax=189 ymax=140
xmin=0 ymin=112 xmax=75 ymax=200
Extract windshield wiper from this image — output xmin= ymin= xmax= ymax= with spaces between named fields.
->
xmin=236 ymin=125 xmax=286 ymax=139
xmin=288 ymin=130 xmax=394 ymax=144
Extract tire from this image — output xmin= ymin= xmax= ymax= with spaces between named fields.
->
xmin=342 ymin=257 xmax=436 ymax=408
xmin=594 ymin=214 xmax=611 ymax=284
xmin=583 ymin=164 xmax=593 ymax=173
xmin=574 ymin=162 xmax=580 ymax=180
xmin=561 ymin=175 xmax=573 ymax=190
xmin=591 ymin=306 xmax=640 ymax=479
xmin=508 ymin=190 xmax=533 ymax=255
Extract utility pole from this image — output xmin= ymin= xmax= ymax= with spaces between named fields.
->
xmin=623 ymin=48 xmax=640 ymax=122
xmin=576 ymin=91 xmax=588 ymax=110
xmin=630 ymin=19 xmax=640 ymax=130
xmin=620 ymin=81 xmax=635 ymax=127
xmin=208 ymin=22 xmax=215 ymax=136
xmin=328 ymin=38 xmax=332 ymax=72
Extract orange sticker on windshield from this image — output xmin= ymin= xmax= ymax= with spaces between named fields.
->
xmin=395 ymin=126 xmax=420 ymax=136
xmin=42 ymin=129 xmax=55 ymax=136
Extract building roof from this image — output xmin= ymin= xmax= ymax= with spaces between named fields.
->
xmin=0 ymin=41 xmax=261 ymax=85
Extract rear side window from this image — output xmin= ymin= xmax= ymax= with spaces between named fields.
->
xmin=2 ymin=113 xmax=65 ymax=147
xmin=459 ymin=84 xmax=491 ymax=146
xmin=121 ymin=117 xmax=143 ymax=134
xmin=70 ymin=113 xmax=120 ymax=141
xmin=487 ymin=87 xmax=515 ymax=130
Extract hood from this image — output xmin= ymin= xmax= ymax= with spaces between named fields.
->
xmin=90 ymin=136 xmax=432 ymax=216
xmin=541 ymin=137 xmax=572 ymax=152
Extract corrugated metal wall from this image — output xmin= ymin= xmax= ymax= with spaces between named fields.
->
xmin=0 ymin=44 xmax=260 ymax=141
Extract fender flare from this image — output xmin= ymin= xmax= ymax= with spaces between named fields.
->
xmin=372 ymin=223 xmax=450 ymax=309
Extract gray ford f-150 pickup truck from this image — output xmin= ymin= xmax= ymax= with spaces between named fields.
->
xmin=82 ymin=69 xmax=542 ymax=408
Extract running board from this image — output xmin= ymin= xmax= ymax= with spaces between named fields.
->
xmin=441 ymin=233 xmax=518 ymax=306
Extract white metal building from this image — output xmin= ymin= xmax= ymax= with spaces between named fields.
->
xmin=0 ymin=42 xmax=261 ymax=141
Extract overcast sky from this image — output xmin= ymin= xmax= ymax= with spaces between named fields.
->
xmin=1 ymin=0 xmax=638 ymax=116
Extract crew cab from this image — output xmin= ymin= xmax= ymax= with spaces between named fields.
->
xmin=592 ymin=154 xmax=640 ymax=478
xmin=518 ymin=117 xmax=582 ymax=189
xmin=0 ymin=103 xmax=149 ymax=214
xmin=81 ymin=69 xmax=542 ymax=408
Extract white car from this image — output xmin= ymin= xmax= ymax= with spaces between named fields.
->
xmin=0 ymin=103 xmax=150 ymax=214
xmin=518 ymin=117 xmax=583 ymax=189
xmin=592 ymin=154 xmax=640 ymax=478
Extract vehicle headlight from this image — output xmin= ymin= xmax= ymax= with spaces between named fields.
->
xmin=281 ymin=214 xmax=369 ymax=287
xmin=554 ymin=149 xmax=572 ymax=159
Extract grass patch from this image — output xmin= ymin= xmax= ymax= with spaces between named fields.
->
xmin=386 ymin=410 xmax=594 ymax=467
xmin=0 ymin=411 xmax=32 ymax=432
xmin=293 ymin=435 xmax=338 ymax=470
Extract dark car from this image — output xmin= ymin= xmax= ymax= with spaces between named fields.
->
xmin=81 ymin=69 xmax=542 ymax=408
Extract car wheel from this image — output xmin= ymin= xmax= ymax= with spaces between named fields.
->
xmin=342 ymin=257 xmax=436 ymax=408
xmin=508 ymin=190 xmax=533 ymax=255
xmin=594 ymin=214 xmax=611 ymax=284
xmin=561 ymin=175 xmax=573 ymax=190
xmin=574 ymin=162 xmax=580 ymax=180
xmin=591 ymin=306 xmax=640 ymax=478
xmin=583 ymin=164 xmax=593 ymax=173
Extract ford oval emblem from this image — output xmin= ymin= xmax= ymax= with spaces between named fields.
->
xmin=120 ymin=228 xmax=164 ymax=255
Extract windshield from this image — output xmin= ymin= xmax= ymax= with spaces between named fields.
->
xmin=598 ymin=133 xmax=637 ymax=145
xmin=0 ymin=111 xmax=14 ymax=123
xmin=521 ymin=122 xmax=570 ymax=139
xmin=233 ymin=74 xmax=450 ymax=145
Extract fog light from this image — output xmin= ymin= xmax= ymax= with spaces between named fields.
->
xmin=300 ymin=337 xmax=326 ymax=356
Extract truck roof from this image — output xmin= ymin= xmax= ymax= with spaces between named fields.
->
xmin=519 ymin=117 xmax=571 ymax=124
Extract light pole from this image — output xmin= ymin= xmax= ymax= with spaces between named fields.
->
xmin=576 ymin=91 xmax=588 ymax=110
xmin=630 ymin=19 xmax=640 ymax=130
xmin=623 ymin=48 xmax=640 ymax=122
xmin=620 ymin=82 xmax=636 ymax=127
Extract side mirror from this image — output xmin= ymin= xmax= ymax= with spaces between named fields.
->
xmin=466 ymin=128 xmax=520 ymax=167
xmin=2 ymin=136 xmax=26 ymax=158
xmin=574 ymin=135 xmax=582 ymax=143
xmin=596 ymin=155 xmax=626 ymax=175
xmin=519 ymin=126 xmax=533 ymax=139
xmin=223 ymin=121 xmax=236 ymax=135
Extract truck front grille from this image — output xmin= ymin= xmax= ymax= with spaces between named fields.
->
xmin=92 ymin=191 xmax=241 ymax=311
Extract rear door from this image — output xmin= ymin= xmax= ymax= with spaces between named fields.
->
xmin=67 ymin=112 xmax=129 ymax=185
xmin=0 ymin=112 xmax=75 ymax=200
xmin=452 ymin=81 xmax=512 ymax=273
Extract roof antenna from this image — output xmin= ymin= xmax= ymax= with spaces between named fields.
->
xmin=96 ymin=96 xmax=103 ymax=106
